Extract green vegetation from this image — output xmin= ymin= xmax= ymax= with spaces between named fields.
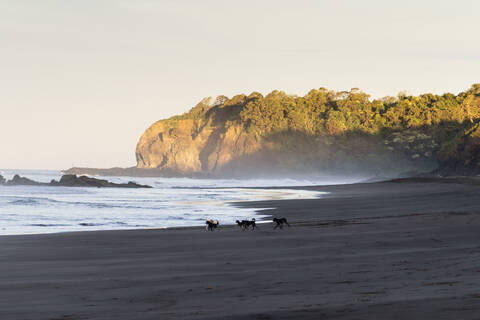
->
xmin=159 ymin=84 xmax=480 ymax=175
xmin=174 ymin=85 xmax=479 ymax=135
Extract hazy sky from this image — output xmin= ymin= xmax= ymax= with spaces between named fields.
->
xmin=1 ymin=0 xmax=479 ymax=170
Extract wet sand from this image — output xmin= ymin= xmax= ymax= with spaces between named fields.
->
xmin=1 ymin=179 xmax=480 ymax=319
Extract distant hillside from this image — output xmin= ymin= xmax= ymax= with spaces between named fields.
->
xmin=135 ymin=84 xmax=480 ymax=178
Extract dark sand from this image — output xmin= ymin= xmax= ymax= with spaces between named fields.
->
xmin=2 ymin=179 xmax=480 ymax=319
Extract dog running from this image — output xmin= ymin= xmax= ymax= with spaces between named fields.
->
xmin=273 ymin=217 xmax=290 ymax=229
xmin=205 ymin=219 xmax=219 ymax=231
xmin=236 ymin=220 xmax=247 ymax=229
xmin=236 ymin=218 xmax=257 ymax=230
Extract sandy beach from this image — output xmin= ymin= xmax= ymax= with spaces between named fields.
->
xmin=2 ymin=179 xmax=480 ymax=319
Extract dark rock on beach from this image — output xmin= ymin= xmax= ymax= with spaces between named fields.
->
xmin=50 ymin=174 xmax=152 ymax=188
xmin=1 ymin=174 xmax=151 ymax=188
xmin=5 ymin=174 xmax=42 ymax=186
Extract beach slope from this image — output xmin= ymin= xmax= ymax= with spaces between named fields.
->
xmin=1 ymin=179 xmax=480 ymax=319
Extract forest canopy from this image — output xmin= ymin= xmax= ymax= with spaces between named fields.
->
xmin=173 ymin=84 xmax=480 ymax=136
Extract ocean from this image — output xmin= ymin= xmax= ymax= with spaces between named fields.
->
xmin=0 ymin=169 xmax=355 ymax=235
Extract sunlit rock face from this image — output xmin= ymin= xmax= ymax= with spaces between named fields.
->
xmin=135 ymin=117 xmax=261 ymax=175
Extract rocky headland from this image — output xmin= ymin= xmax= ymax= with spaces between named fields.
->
xmin=67 ymin=84 xmax=480 ymax=178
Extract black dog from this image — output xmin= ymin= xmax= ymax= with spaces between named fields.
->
xmin=273 ymin=217 xmax=290 ymax=229
xmin=235 ymin=219 xmax=256 ymax=230
xmin=243 ymin=218 xmax=257 ymax=230
xmin=236 ymin=220 xmax=248 ymax=230
xmin=205 ymin=219 xmax=219 ymax=231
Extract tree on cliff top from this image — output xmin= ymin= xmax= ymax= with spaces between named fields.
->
xmin=169 ymin=84 xmax=479 ymax=138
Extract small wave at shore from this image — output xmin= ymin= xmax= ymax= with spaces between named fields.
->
xmin=0 ymin=169 xmax=338 ymax=235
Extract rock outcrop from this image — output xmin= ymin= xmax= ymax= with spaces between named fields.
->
xmin=0 ymin=174 xmax=152 ymax=188
xmin=136 ymin=117 xmax=262 ymax=175
xmin=50 ymin=175 xmax=152 ymax=188
xmin=5 ymin=174 xmax=42 ymax=186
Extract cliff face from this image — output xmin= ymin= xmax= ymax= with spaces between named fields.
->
xmin=136 ymin=116 xmax=262 ymax=175
xmin=135 ymin=86 xmax=480 ymax=178
xmin=135 ymin=120 xmax=439 ymax=177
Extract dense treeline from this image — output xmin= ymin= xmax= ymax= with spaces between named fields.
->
xmin=175 ymin=84 xmax=480 ymax=134
xmin=162 ymin=84 xmax=480 ymax=176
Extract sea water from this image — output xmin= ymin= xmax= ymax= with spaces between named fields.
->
xmin=0 ymin=169 xmax=354 ymax=235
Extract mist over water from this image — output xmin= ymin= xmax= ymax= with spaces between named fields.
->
xmin=0 ymin=169 xmax=359 ymax=235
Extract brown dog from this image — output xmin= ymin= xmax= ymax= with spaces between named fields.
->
xmin=205 ymin=219 xmax=219 ymax=231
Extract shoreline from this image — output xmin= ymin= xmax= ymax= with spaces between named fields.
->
xmin=0 ymin=185 xmax=326 ymax=237
xmin=1 ymin=175 xmax=478 ymax=237
xmin=2 ymin=178 xmax=480 ymax=319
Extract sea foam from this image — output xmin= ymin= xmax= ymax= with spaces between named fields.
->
xmin=0 ymin=169 xmax=355 ymax=235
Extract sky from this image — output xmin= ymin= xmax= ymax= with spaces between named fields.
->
xmin=0 ymin=0 xmax=479 ymax=170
